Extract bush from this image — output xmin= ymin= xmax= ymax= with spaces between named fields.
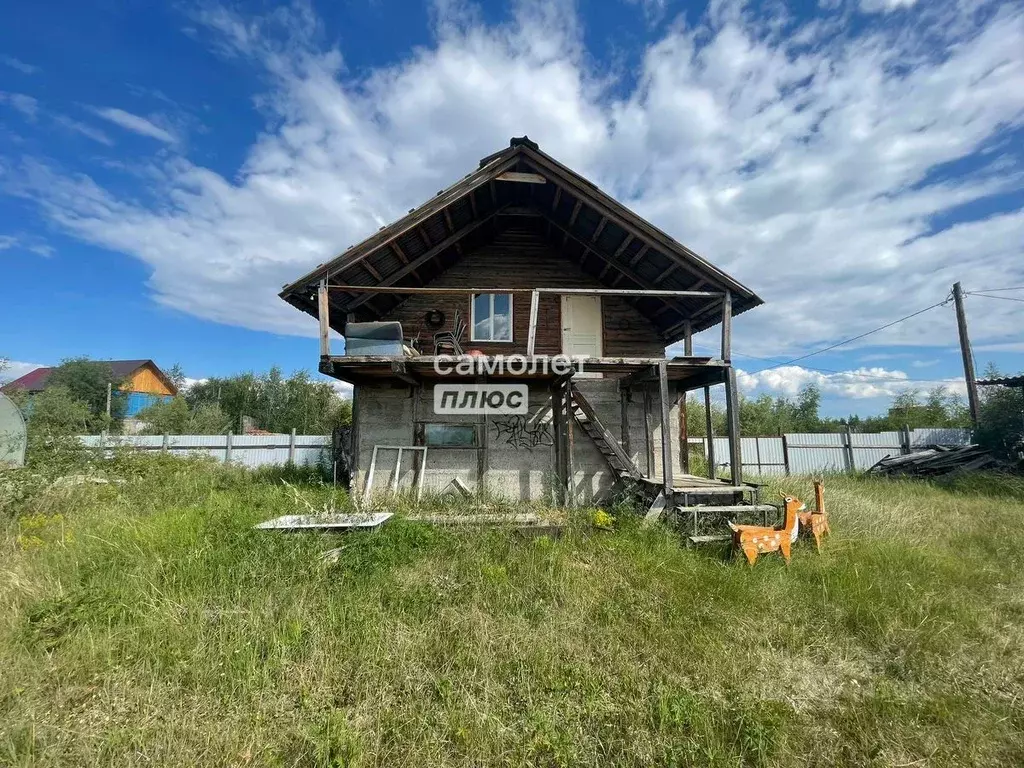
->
xmin=976 ymin=381 xmax=1024 ymax=464
xmin=136 ymin=396 xmax=231 ymax=435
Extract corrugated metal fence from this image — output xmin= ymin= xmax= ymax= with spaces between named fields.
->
xmin=79 ymin=426 xmax=972 ymax=476
xmin=690 ymin=428 xmax=972 ymax=476
xmin=79 ymin=433 xmax=330 ymax=469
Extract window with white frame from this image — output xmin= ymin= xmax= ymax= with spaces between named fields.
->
xmin=470 ymin=293 xmax=513 ymax=342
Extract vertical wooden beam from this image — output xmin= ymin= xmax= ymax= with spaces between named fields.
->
xmin=527 ymin=289 xmax=540 ymax=356
xmin=678 ymin=386 xmax=689 ymax=475
xmin=475 ymin=376 xmax=488 ymax=495
xmin=724 ymin=368 xmax=742 ymax=485
xmin=658 ymin=361 xmax=673 ymax=495
xmin=782 ymin=434 xmax=791 ymax=475
xmin=683 ymin=321 xmax=693 ymax=357
xmin=288 ymin=428 xmax=297 ymax=464
xmin=551 ymin=379 xmax=566 ymax=505
xmin=704 ymin=386 xmax=716 ymax=479
xmin=566 ymin=380 xmax=575 ymax=506
xmin=411 ymin=384 xmax=425 ymax=493
xmin=350 ymin=384 xmax=360 ymax=490
xmin=318 ymin=279 xmax=331 ymax=359
xmin=643 ymin=386 xmax=655 ymax=478
xmin=721 ymin=290 xmax=732 ymax=362
xmin=620 ymin=387 xmax=632 ymax=458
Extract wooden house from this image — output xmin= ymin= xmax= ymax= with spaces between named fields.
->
xmin=280 ymin=137 xmax=764 ymax=509
xmin=2 ymin=359 xmax=178 ymax=417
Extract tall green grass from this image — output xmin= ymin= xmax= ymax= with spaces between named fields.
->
xmin=2 ymin=455 xmax=1023 ymax=766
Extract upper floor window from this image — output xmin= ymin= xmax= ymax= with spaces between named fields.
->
xmin=471 ymin=293 xmax=513 ymax=342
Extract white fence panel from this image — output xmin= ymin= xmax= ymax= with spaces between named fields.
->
xmin=849 ymin=431 xmax=903 ymax=471
xmin=79 ymin=434 xmax=330 ymax=469
xmin=912 ymin=428 xmax=973 ymax=446
xmin=785 ymin=433 xmax=847 ymax=474
xmin=709 ymin=427 xmax=972 ymax=477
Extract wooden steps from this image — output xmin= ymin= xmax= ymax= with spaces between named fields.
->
xmin=673 ymin=504 xmax=776 ymax=515
xmin=568 ymin=384 xmax=642 ymax=481
xmin=672 ymin=485 xmax=751 ymax=494
xmin=688 ymin=534 xmax=730 ymax=546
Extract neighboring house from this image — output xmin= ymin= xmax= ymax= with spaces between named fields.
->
xmin=1 ymin=359 xmax=178 ymax=417
xmin=280 ymin=137 xmax=764 ymax=508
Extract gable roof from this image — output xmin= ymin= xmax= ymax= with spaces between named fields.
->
xmin=1 ymin=360 xmax=178 ymax=395
xmin=280 ymin=137 xmax=763 ymax=343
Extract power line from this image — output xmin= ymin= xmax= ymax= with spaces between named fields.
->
xmin=692 ymin=342 xmax=959 ymax=384
xmin=968 ymin=292 xmax=1024 ymax=304
xmin=969 ymin=286 xmax=1024 ymax=294
xmin=745 ymin=297 xmax=952 ymax=374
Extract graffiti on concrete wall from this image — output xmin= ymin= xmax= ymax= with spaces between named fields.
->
xmin=492 ymin=408 xmax=553 ymax=450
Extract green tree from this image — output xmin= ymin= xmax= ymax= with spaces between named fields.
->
xmin=859 ymin=387 xmax=971 ymax=432
xmin=164 ymin=363 xmax=187 ymax=392
xmin=136 ymin=397 xmax=232 ymax=436
xmin=186 ymin=368 xmax=351 ymax=434
xmin=975 ymin=366 xmax=1024 ymax=463
xmin=19 ymin=385 xmax=92 ymax=436
xmin=46 ymin=357 xmax=127 ymax=430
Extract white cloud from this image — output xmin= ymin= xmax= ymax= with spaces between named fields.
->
xmin=327 ymin=378 xmax=353 ymax=399
xmin=1 ymin=56 xmax=39 ymax=75
xmin=0 ymin=234 xmax=53 ymax=256
xmin=52 ymin=115 xmax=114 ymax=145
xmin=736 ymin=364 xmax=965 ymax=400
xmin=860 ymin=0 xmax=918 ymax=13
xmin=2 ymin=0 xmax=1022 ymax=368
xmin=975 ymin=342 xmax=1024 ymax=353
xmin=27 ymin=243 xmax=54 ymax=257
xmin=89 ymin=107 xmax=177 ymax=144
xmin=623 ymin=0 xmax=668 ymax=24
xmin=0 ymin=360 xmax=45 ymax=385
xmin=0 ymin=92 xmax=39 ymax=120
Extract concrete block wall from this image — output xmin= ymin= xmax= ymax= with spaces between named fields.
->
xmin=352 ymin=378 xmax=685 ymax=505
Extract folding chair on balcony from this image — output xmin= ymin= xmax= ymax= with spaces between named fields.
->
xmin=433 ymin=308 xmax=467 ymax=355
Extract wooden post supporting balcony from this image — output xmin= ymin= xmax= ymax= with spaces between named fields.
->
xmin=724 ymin=368 xmax=743 ymax=485
xmin=318 ymin=279 xmax=330 ymax=359
xmin=704 ymin=385 xmax=716 ymax=479
xmin=721 ymin=290 xmax=732 ymax=362
xmin=658 ymin=360 xmax=673 ymax=495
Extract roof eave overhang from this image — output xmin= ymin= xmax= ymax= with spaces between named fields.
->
xmin=279 ymin=140 xmax=764 ymax=342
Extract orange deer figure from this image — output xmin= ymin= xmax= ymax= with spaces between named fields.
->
xmin=728 ymin=494 xmax=804 ymax=566
xmin=798 ymin=481 xmax=831 ymax=551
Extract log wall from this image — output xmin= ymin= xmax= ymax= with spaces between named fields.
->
xmin=381 ymin=225 xmax=666 ymax=357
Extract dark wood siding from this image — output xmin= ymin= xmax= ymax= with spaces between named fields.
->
xmin=381 ymin=225 xmax=665 ymax=357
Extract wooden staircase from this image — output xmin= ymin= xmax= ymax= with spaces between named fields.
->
xmin=568 ymin=384 xmax=642 ymax=481
xmin=567 ymin=383 xmax=769 ymax=537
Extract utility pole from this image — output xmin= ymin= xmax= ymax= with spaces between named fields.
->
xmin=952 ymin=282 xmax=980 ymax=426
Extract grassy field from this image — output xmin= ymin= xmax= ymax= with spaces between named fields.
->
xmin=2 ymin=454 xmax=1024 ymax=767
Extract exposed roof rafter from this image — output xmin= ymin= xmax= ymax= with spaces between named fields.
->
xmin=279 ymin=137 xmax=763 ymax=341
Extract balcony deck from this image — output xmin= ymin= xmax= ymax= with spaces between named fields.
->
xmin=320 ymin=354 xmax=729 ymax=388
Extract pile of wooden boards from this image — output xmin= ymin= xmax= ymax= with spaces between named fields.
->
xmin=866 ymin=444 xmax=1006 ymax=477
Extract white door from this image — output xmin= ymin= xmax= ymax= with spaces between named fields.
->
xmin=562 ymin=295 xmax=603 ymax=378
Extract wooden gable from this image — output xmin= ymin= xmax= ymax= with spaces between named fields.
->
xmin=280 ymin=137 xmax=763 ymax=345
xmin=380 ymin=223 xmax=666 ymax=357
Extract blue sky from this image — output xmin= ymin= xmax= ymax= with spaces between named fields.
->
xmin=1 ymin=0 xmax=1022 ymax=416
